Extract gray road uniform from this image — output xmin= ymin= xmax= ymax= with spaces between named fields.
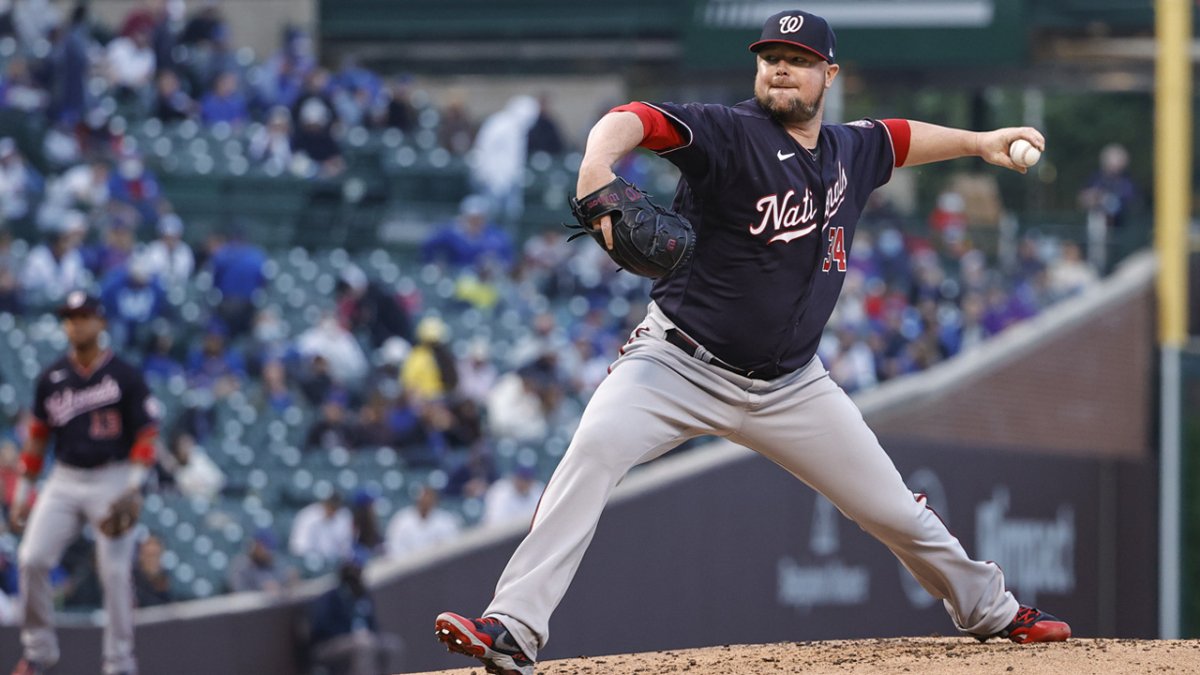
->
xmin=18 ymin=350 xmax=158 ymax=674
xmin=484 ymin=101 xmax=1019 ymax=659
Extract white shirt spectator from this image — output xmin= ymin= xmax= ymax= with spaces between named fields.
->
xmin=11 ymin=0 xmax=61 ymax=52
xmin=48 ymin=161 xmax=110 ymax=210
xmin=1047 ymin=243 xmax=1098 ymax=300
xmin=42 ymin=125 xmax=82 ymax=168
xmin=248 ymin=107 xmax=294 ymax=173
xmin=141 ymin=215 xmax=195 ymax=289
xmin=485 ymin=371 xmax=547 ymax=443
xmin=289 ymin=499 xmax=354 ymax=563
xmin=174 ymin=446 xmax=226 ymax=499
xmin=21 ymin=236 xmax=88 ymax=305
xmin=385 ymin=499 xmax=462 ymax=559
xmin=468 ymin=95 xmax=539 ymax=221
xmin=826 ymin=336 xmax=878 ymax=393
xmin=106 ymin=35 xmax=155 ymax=89
xmin=0 ymin=140 xmax=37 ymax=221
xmin=481 ymin=470 xmax=544 ymax=527
xmin=456 ymin=340 xmax=497 ymax=404
xmin=297 ymin=316 xmax=369 ymax=385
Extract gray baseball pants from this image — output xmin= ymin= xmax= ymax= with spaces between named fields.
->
xmin=486 ymin=302 xmax=1018 ymax=659
xmin=17 ymin=462 xmax=139 ymax=675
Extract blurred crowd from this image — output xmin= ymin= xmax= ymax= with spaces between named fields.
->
xmin=0 ymin=0 xmax=1107 ymax=633
xmin=0 ymin=0 xmax=570 ymax=245
xmin=819 ymin=192 xmax=1099 ymax=393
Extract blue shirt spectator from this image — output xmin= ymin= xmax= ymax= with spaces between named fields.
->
xmin=421 ymin=196 xmax=514 ymax=271
xmin=332 ymin=56 xmax=381 ymax=105
xmin=99 ymin=256 xmax=169 ymax=349
xmin=201 ymin=71 xmax=249 ymax=126
xmin=187 ymin=324 xmax=247 ymax=388
xmin=80 ymin=215 xmax=137 ymax=280
xmin=49 ymin=7 xmax=90 ymax=125
xmin=259 ymin=27 xmax=315 ymax=109
xmin=331 ymin=56 xmax=382 ymax=128
xmin=1079 ymin=143 xmax=1139 ymax=230
xmin=107 ymin=153 xmax=162 ymax=227
xmin=209 ymin=236 xmax=266 ymax=300
xmin=142 ymin=331 xmax=185 ymax=382
xmin=260 ymin=360 xmax=297 ymax=414
xmin=939 ymin=293 xmax=990 ymax=358
xmin=207 ymin=232 xmax=266 ymax=338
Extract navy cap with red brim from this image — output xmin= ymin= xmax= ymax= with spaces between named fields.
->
xmin=749 ymin=10 xmax=837 ymax=64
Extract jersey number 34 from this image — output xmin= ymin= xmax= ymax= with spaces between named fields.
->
xmin=822 ymin=226 xmax=847 ymax=273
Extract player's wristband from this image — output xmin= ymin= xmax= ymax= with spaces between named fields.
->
xmin=130 ymin=427 xmax=158 ymax=465
xmin=27 ymin=418 xmax=49 ymax=441
xmin=18 ymin=451 xmax=44 ymax=478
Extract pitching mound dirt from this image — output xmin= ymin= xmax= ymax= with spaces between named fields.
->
xmin=408 ymin=637 xmax=1200 ymax=674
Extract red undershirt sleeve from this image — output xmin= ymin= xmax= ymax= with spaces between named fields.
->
xmin=28 ymin=418 xmax=49 ymax=441
xmin=130 ymin=425 xmax=158 ymax=465
xmin=610 ymin=102 xmax=686 ymax=152
xmin=882 ymin=118 xmax=912 ymax=167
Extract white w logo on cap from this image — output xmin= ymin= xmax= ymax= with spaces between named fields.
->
xmin=779 ymin=15 xmax=804 ymax=33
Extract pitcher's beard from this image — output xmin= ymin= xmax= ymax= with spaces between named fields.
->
xmin=756 ymin=88 xmax=823 ymax=125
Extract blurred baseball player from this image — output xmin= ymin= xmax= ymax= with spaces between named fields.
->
xmin=436 ymin=9 xmax=1068 ymax=674
xmin=8 ymin=291 xmax=159 ymax=675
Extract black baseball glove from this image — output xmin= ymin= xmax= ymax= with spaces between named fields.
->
xmin=568 ymin=177 xmax=696 ymax=279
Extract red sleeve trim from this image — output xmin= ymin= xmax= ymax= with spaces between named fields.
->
xmin=28 ymin=418 xmax=49 ymax=441
xmin=611 ymin=102 xmax=686 ymax=152
xmin=130 ymin=426 xmax=158 ymax=465
xmin=19 ymin=452 xmax=44 ymax=477
xmin=882 ymin=119 xmax=911 ymax=167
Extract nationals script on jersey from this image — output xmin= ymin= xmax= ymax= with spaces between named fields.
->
xmin=641 ymin=100 xmax=896 ymax=378
xmin=32 ymin=351 xmax=158 ymax=468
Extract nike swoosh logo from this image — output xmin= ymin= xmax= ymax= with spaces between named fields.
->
xmin=777 ymin=150 xmax=795 ymax=161
xmin=493 ymin=631 xmax=525 ymax=656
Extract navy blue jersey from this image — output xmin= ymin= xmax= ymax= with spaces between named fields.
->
xmin=645 ymin=99 xmax=896 ymax=377
xmin=31 ymin=352 xmax=159 ymax=468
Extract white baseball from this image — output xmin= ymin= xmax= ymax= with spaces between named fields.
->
xmin=1009 ymin=139 xmax=1042 ymax=168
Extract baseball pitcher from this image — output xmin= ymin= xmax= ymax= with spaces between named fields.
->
xmin=8 ymin=292 xmax=159 ymax=675
xmin=436 ymin=10 xmax=1067 ymax=675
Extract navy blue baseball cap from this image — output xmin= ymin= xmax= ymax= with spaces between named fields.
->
xmin=57 ymin=291 xmax=104 ymax=318
xmin=749 ymin=10 xmax=837 ymax=64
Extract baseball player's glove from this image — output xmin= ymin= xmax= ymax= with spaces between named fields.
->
xmin=568 ymin=177 xmax=695 ymax=279
xmin=98 ymin=491 xmax=142 ymax=537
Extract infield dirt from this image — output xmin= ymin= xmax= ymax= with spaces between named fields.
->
xmin=407 ymin=637 xmax=1200 ymax=674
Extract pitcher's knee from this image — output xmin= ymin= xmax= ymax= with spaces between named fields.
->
xmin=852 ymin=498 xmax=932 ymax=541
xmin=566 ymin=421 xmax=647 ymax=469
